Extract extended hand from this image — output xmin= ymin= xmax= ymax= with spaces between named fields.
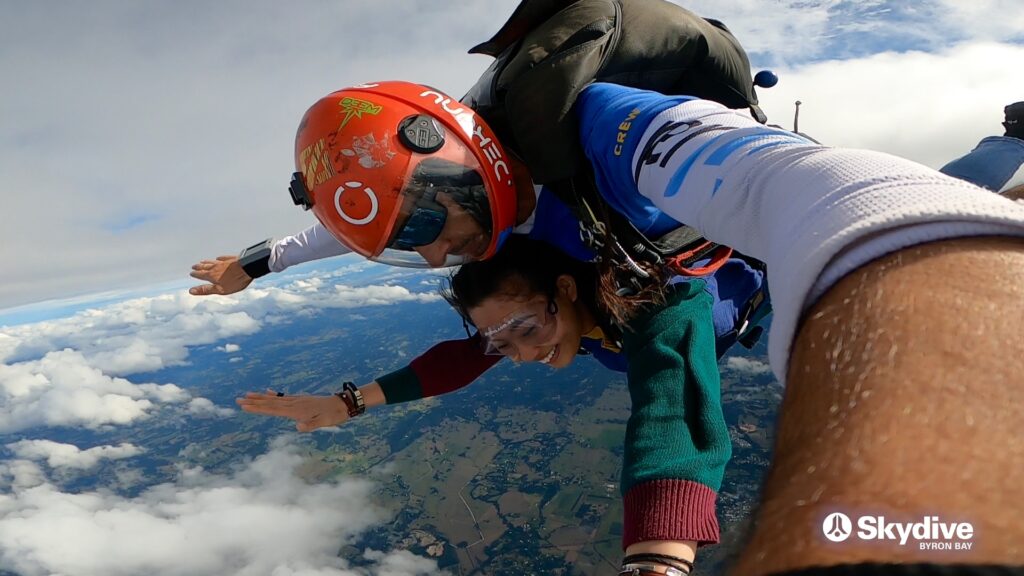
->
xmin=189 ymin=255 xmax=253 ymax=296
xmin=236 ymin=390 xmax=349 ymax=432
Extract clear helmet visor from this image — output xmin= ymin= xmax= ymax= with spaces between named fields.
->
xmin=370 ymin=134 xmax=496 ymax=268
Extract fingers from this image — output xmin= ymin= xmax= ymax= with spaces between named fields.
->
xmin=191 ymin=259 xmax=227 ymax=271
xmin=188 ymin=283 xmax=224 ymax=296
xmin=235 ymin=391 xmax=306 ymax=417
xmin=188 ymin=260 xmax=223 ymax=294
xmin=189 ymin=267 xmax=214 ymax=281
xmin=191 ymin=256 xmax=234 ymax=267
xmin=236 ymin=391 xmax=283 ymax=412
xmin=235 ymin=392 xmax=347 ymax=433
xmin=187 ymin=254 xmax=253 ymax=299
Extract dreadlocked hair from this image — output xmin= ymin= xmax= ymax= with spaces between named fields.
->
xmin=587 ymin=195 xmax=669 ymax=327
xmin=443 ymin=236 xmax=622 ymax=341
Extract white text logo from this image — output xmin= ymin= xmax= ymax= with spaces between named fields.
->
xmin=419 ymin=90 xmax=511 ymax=185
xmin=823 ymin=513 xmax=975 ymax=551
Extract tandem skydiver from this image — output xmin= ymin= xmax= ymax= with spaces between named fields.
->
xmin=190 ymin=2 xmax=1024 ymax=574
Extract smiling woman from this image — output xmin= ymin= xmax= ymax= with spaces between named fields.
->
xmin=441 ymin=235 xmax=743 ymax=566
xmin=443 ymin=236 xmax=605 ymax=368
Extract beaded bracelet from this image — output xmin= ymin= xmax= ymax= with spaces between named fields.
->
xmin=335 ymin=381 xmax=365 ymax=417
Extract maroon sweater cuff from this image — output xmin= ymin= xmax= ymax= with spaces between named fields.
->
xmin=622 ymin=479 xmax=720 ymax=548
xmin=409 ymin=335 xmax=502 ymax=397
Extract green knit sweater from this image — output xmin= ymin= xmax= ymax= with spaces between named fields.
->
xmin=376 ymin=280 xmax=732 ymax=546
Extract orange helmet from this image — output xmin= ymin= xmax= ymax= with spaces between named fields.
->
xmin=289 ymin=81 xmax=519 ymax=267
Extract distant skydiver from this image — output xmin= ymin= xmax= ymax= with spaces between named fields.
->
xmin=941 ymin=100 xmax=1024 ymax=198
xmin=220 ymin=79 xmax=1024 ymax=576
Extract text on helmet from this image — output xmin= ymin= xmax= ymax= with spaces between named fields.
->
xmin=419 ymin=91 xmax=512 ymax=186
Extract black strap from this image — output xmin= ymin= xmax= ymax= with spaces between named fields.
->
xmin=553 ymin=163 xmax=719 ymax=269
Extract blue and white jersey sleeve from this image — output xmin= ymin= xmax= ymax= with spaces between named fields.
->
xmin=575 ymin=83 xmax=698 ymax=237
xmin=578 ymin=82 xmax=1024 ymax=382
xmin=940 ymin=136 xmax=1024 ymax=193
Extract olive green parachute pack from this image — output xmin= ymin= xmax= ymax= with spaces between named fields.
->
xmin=462 ymin=0 xmax=767 ymax=283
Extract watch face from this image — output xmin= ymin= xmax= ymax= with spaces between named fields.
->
xmin=241 ymin=239 xmax=273 ymax=258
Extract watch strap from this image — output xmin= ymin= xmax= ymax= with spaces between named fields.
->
xmin=336 ymin=381 xmax=366 ymax=418
xmin=238 ymin=238 xmax=274 ymax=279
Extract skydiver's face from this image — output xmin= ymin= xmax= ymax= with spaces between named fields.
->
xmin=467 ymin=275 xmax=587 ymax=369
xmin=412 ymin=193 xmax=490 ymax=267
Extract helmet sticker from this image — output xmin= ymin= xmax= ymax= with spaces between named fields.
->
xmin=338 ymin=97 xmax=383 ymax=131
xmin=298 ymin=138 xmax=337 ymax=189
xmin=341 ymin=132 xmax=396 ymax=169
xmin=334 ymin=181 xmax=379 ymax=226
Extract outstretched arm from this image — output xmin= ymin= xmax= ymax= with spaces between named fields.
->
xmin=735 ymin=237 xmax=1024 ymax=574
xmin=239 ymin=335 xmax=503 ymax=430
xmin=237 ymin=382 xmax=386 ymax=432
xmin=576 ymin=84 xmax=1024 ymax=571
xmin=189 ymin=223 xmax=350 ymax=296
xmin=578 ymin=84 xmax=1024 ymax=380
xmin=376 ymin=333 xmax=503 ymax=402
xmin=618 ymin=281 xmax=733 ymax=567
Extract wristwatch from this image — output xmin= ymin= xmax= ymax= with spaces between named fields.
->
xmin=238 ymin=238 xmax=274 ymax=279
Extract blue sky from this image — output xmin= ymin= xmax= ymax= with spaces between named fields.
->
xmin=2 ymin=0 xmax=1022 ymax=312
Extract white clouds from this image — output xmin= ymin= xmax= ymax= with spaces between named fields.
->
xmin=934 ymin=0 xmax=1024 ymax=43
xmin=682 ymin=0 xmax=842 ymax=63
xmin=683 ymin=0 xmax=1024 ymax=65
xmin=6 ymin=440 xmax=143 ymax=470
xmin=1 ymin=284 xmax=436 ymax=373
xmin=187 ymin=397 xmax=235 ymax=418
xmin=362 ymin=550 xmax=448 ymax=576
xmin=0 ymin=277 xmax=438 ymax=433
xmin=0 ymin=349 xmax=188 ymax=433
xmin=0 ymin=292 xmax=262 ymax=375
xmin=757 ymin=42 xmax=1024 ymax=170
xmin=0 ymin=439 xmax=446 ymax=576
xmin=331 ymin=285 xmax=441 ymax=308
xmin=724 ymin=356 xmax=773 ymax=377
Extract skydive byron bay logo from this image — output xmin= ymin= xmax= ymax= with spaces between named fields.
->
xmin=823 ymin=513 xmax=853 ymax=542
xmin=822 ymin=512 xmax=974 ymax=551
